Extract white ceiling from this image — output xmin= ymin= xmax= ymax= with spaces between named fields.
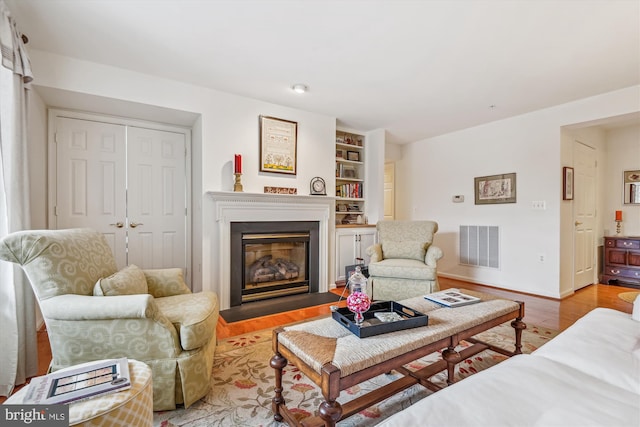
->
xmin=6 ymin=0 xmax=640 ymax=143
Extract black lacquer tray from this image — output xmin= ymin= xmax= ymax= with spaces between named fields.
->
xmin=332 ymin=301 xmax=428 ymax=338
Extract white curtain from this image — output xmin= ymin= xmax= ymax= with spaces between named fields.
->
xmin=0 ymin=0 xmax=37 ymax=396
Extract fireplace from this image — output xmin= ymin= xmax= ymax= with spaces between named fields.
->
xmin=230 ymin=221 xmax=319 ymax=306
xmin=205 ymin=191 xmax=333 ymax=311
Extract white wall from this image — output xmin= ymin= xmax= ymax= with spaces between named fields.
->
xmin=27 ymin=49 xmax=339 ymax=292
xmin=396 ymin=86 xmax=640 ymax=298
xmin=605 ymin=125 xmax=640 ymax=236
xmin=24 ymin=48 xmax=639 ymax=299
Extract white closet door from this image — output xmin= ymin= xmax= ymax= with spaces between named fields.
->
xmin=53 ymin=116 xmax=188 ymax=276
xmin=126 ymin=126 xmax=187 ymax=274
xmin=54 ymin=117 xmax=128 ymax=266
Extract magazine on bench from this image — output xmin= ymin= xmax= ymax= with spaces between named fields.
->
xmin=23 ymin=358 xmax=131 ymax=405
xmin=424 ymin=290 xmax=481 ymax=307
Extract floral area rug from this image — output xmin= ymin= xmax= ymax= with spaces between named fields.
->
xmin=154 ymin=321 xmax=557 ymax=427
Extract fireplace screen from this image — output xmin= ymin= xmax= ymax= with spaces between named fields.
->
xmin=230 ymin=221 xmax=319 ymax=306
xmin=243 ymin=233 xmax=309 ymax=302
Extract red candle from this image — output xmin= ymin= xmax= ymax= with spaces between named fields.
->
xmin=234 ymin=154 xmax=242 ymax=174
xmin=615 ymin=210 xmax=622 ymax=221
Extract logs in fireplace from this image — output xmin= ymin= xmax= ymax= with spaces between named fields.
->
xmin=230 ymin=221 xmax=319 ymax=306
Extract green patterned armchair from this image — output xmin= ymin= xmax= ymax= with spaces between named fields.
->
xmin=0 ymin=228 xmax=219 ymax=411
xmin=366 ymin=220 xmax=443 ymax=300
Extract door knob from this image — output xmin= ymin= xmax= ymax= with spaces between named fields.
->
xmin=109 ymin=222 xmax=124 ymax=228
xmin=130 ymin=222 xmax=144 ymax=228
xmin=575 ymin=221 xmax=583 ymax=226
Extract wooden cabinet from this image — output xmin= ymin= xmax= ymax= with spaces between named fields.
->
xmin=601 ymin=236 xmax=640 ymax=287
xmin=335 ymin=226 xmax=377 ymax=282
xmin=335 ymin=131 xmax=365 ymax=225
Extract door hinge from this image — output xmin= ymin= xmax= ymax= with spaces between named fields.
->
xmin=54 ymin=206 xmax=58 ymax=216
xmin=54 ymin=133 xmax=59 ymax=143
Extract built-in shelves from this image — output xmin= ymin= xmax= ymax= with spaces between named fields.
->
xmin=336 ymin=131 xmax=365 ymax=225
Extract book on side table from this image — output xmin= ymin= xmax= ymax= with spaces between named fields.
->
xmin=23 ymin=358 xmax=131 ymax=405
xmin=424 ymin=289 xmax=481 ymax=307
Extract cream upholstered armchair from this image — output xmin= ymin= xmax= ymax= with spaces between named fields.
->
xmin=366 ymin=220 xmax=443 ymax=301
xmin=0 ymin=228 xmax=219 ymax=411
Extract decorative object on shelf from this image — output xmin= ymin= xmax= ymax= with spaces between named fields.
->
xmin=233 ymin=154 xmax=243 ymax=192
xmin=264 ymin=186 xmax=297 ymax=195
xmin=346 ymin=266 xmax=371 ymax=326
xmin=474 ymin=172 xmax=517 ymax=205
xmin=623 ymin=170 xmax=640 ymax=204
xmin=347 ymin=151 xmax=360 ymax=161
xmin=615 ymin=210 xmax=623 ymax=235
xmin=309 ymin=176 xmax=326 ymax=195
xmin=563 ymin=167 xmax=574 ymax=200
xmin=259 ymin=115 xmax=297 ymax=175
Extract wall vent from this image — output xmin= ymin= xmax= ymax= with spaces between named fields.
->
xmin=459 ymin=225 xmax=500 ymax=269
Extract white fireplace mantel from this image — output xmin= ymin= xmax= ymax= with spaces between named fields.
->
xmin=204 ymin=191 xmax=335 ymax=310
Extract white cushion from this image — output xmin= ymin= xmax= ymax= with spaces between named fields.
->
xmin=532 ymin=308 xmax=640 ymax=395
xmin=376 ymin=354 xmax=640 ymax=427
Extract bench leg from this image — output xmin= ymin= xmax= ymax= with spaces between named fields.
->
xmin=318 ymin=400 xmax=342 ymax=427
xmin=441 ymin=345 xmax=461 ymax=385
xmin=511 ymin=317 xmax=526 ymax=355
xmin=270 ymin=352 xmax=287 ymax=422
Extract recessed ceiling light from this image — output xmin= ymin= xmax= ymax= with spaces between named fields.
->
xmin=292 ymin=84 xmax=308 ymax=94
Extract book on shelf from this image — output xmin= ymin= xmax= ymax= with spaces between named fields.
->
xmin=336 ymin=182 xmax=363 ymax=199
xmin=424 ymin=290 xmax=481 ymax=307
xmin=23 ymin=358 xmax=131 ymax=405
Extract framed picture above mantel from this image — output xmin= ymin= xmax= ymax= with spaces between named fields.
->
xmin=259 ymin=115 xmax=297 ymax=175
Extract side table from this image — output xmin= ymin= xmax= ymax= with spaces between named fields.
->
xmin=4 ymin=359 xmax=153 ymax=427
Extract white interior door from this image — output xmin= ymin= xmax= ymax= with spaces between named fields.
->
xmin=126 ymin=126 xmax=187 ymax=273
xmin=54 ymin=117 xmax=128 ymax=266
xmin=53 ymin=115 xmax=188 ymax=277
xmin=573 ymin=140 xmax=597 ymax=290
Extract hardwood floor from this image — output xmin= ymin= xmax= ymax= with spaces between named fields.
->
xmin=1 ymin=277 xmax=635 ymax=404
xmin=217 ymin=277 xmax=636 ymax=339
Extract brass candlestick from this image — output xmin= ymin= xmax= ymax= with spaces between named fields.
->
xmin=234 ymin=173 xmax=243 ymax=192
xmin=616 ymin=220 xmax=622 ymax=235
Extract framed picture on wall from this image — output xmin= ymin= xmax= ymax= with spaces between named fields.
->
xmin=474 ymin=173 xmax=517 ymax=205
xmin=563 ymin=167 xmax=574 ymax=200
xmin=259 ymin=115 xmax=297 ymax=175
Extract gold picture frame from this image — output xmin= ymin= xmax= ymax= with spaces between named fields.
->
xmin=474 ymin=173 xmax=517 ymax=204
xmin=259 ymin=115 xmax=297 ymax=175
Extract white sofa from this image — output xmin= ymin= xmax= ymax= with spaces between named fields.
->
xmin=377 ymin=304 xmax=640 ymax=427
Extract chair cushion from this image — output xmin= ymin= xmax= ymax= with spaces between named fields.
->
xmin=368 ymin=258 xmax=437 ymax=280
xmin=143 ymin=268 xmax=191 ymax=297
xmin=94 ymin=264 xmax=148 ymax=296
xmin=382 ymin=240 xmax=428 ymax=261
xmin=155 ymin=291 xmax=219 ymax=351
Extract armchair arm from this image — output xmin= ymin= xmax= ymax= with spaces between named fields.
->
xmin=143 ymin=268 xmax=191 ymax=297
xmin=425 ymin=245 xmax=444 ymax=267
xmin=40 ymin=294 xmax=182 ymax=364
xmin=367 ymin=243 xmax=383 ymax=263
xmin=41 ymin=294 xmax=166 ymax=321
